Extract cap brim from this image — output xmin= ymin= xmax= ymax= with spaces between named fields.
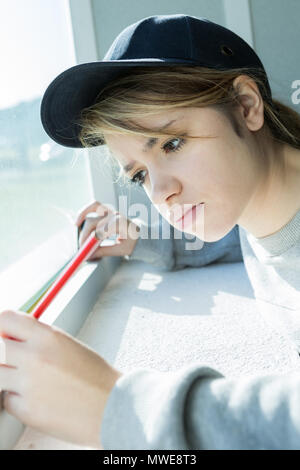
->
xmin=40 ymin=58 xmax=196 ymax=148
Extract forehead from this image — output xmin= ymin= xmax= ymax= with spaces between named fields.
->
xmin=104 ymin=106 xmax=226 ymax=169
xmin=104 ymin=110 xmax=186 ymax=152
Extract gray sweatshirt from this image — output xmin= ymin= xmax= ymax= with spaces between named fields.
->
xmin=100 ymin=210 xmax=300 ymax=450
xmin=239 ymin=210 xmax=300 ymax=351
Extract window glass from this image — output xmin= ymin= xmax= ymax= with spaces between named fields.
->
xmin=0 ymin=0 xmax=93 ymax=274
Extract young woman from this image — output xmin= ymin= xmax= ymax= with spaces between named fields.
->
xmin=1 ymin=14 xmax=300 ymax=450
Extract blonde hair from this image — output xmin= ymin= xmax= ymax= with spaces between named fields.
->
xmin=77 ymin=65 xmax=300 ymax=184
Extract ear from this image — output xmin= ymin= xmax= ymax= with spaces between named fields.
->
xmin=232 ymin=75 xmax=265 ymax=132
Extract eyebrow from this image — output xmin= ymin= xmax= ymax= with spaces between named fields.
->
xmin=121 ymin=119 xmax=179 ymax=175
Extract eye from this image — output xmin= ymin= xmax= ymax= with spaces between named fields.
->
xmin=161 ymin=137 xmax=186 ymax=154
xmin=129 ymin=137 xmax=186 ymax=187
xmin=129 ymin=169 xmax=147 ymax=187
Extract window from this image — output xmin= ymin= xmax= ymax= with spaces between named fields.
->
xmin=0 ymin=0 xmax=100 ymax=314
xmin=0 ymin=0 xmax=121 ymax=450
xmin=0 ymin=0 xmax=93 ymax=276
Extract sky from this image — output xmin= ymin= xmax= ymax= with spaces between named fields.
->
xmin=0 ymin=0 xmax=76 ymax=109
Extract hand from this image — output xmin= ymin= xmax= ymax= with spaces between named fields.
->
xmin=0 ymin=310 xmax=122 ymax=448
xmin=75 ymin=201 xmax=141 ymax=261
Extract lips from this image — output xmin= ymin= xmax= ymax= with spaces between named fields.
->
xmin=175 ymin=203 xmax=204 ymax=223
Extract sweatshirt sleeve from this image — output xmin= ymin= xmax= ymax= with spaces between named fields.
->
xmin=100 ymin=364 xmax=300 ymax=450
xmin=125 ymin=215 xmax=243 ymax=271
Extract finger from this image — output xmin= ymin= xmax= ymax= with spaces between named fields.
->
xmin=95 ymin=212 xmax=120 ymax=241
xmin=0 ymin=310 xmax=38 ymax=342
xmin=78 ymin=209 xmax=112 ymax=246
xmin=0 ymin=337 xmax=26 ymax=368
xmin=0 ymin=365 xmax=18 ymax=393
xmin=86 ymin=243 xmax=117 ymax=261
xmin=75 ymin=201 xmax=102 ymax=226
xmin=95 ymin=204 xmax=111 ymax=218
xmin=79 ymin=220 xmax=96 ymax=247
xmin=106 ymin=213 xmax=135 ymax=240
xmin=79 ymin=216 xmax=106 ymax=247
xmin=87 ymin=241 xmax=126 ymax=260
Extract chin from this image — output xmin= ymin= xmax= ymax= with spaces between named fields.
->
xmin=205 ymin=224 xmax=237 ymax=242
xmin=189 ymin=221 xmax=236 ymax=243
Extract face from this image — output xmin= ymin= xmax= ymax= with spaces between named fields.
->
xmin=104 ymin=106 xmax=263 ymax=242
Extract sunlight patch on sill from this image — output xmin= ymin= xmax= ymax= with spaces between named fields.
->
xmin=137 ymin=272 xmax=163 ymax=291
xmin=171 ymin=296 xmax=182 ymax=302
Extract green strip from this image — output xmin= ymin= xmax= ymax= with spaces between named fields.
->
xmin=19 ymin=259 xmax=71 ymax=313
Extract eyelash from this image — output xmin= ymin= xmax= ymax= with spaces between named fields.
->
xmin=129 ymin=137 xmax=186 ymax=187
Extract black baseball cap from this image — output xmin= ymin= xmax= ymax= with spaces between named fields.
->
xmin=40 ymin=13 xmax=272 ymax=149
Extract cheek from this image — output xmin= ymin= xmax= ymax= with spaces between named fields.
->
xmin=187 ymin=153 xmax=224 ymax=195
xmin=196 ymin=144 xmax=248 ymax=198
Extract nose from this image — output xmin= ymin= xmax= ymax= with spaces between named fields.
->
xmin=148 ymin=171 xmax=181 ymax=208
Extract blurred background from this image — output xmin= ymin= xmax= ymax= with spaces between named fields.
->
xmin=1 ymin=0 xmax=299 ymax=274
